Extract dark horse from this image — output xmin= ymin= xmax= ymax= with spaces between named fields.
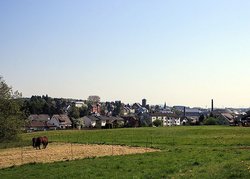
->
xmin=32 ymin=136 xmax=48 ymax=149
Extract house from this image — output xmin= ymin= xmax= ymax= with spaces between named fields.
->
xmin=219 ymin=113 xmax=235 ymax=125
xmin=95 ymin=115 xmax=109 ymax=128
xmin=179 ymin=107 xmax=204 ymax=125
xmin=137 ymin=107 xmax=149 ymax=114
xmin=122 ymin=115 xmax=140 ymax=127
xmin=111 ymin=116 xmax=125 ymax=128
xmin=181 ymin=116 xmax=199 ymax=125
xmin=25 ymin=120 xmax=56 ymax=132
xmin=150 ymin=113 xmax=180 ymax=126
xmin=48 ymin=114 xmax=72 ymax=129
xmin=132 ymin=103 xmax=142 ymax=110
xmin=211 ymin=109 xmax=237 ymax=125
xmin=91 ymin=103 xmax=101 ymax=114
xmin=75 ymin=101 xmax=86 ymax=108
xmin=28 ymin=114 xmax=50 ymax=122
xmin=166 ymin=113 xmax=180 ymax=126
xmin=83 ymin=115 xmax=125 ymax=128
xmin=180 ymin=116 xmax=189 ymax=125
xmin=98 ymin=116 xmax=124 ymax=128
xmin=83 ymin=115 xmax=99 ymax=128
xmin=132 ymin=103 xmax=149 ymax=114
xmin=122 ymin=106 xmax=135 ymax=116
xmin=160 ymin=107 xmax=173 ymax=114
xmin=183 ymin=108 xmax=203 ymax=117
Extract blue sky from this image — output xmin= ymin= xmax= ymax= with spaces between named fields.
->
xmin=1 ymin=0 xmax=250 ymax=107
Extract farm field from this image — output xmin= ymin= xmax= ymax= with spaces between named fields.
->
xmin=1 ymin=126 xmax=250 ymax=178
xmin=0 ymin=143 xmax=159 ymax=169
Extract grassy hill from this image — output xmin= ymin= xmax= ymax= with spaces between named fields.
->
xmin=1 ymin=126 xmax=250 ymax=178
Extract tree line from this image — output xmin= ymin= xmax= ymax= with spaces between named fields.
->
xmin=23 ymin=95 xmax=69 ymax=116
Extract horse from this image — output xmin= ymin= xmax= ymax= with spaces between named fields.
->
xmin=32 ymin=136 xmax=49 ymax=149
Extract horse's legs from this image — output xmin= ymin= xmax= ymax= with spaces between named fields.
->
xmin=36 ymin=143 xmax=40 ymax=150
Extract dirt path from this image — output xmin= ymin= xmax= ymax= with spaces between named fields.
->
xmin=0 ymin=143 xmax=159 ymax=169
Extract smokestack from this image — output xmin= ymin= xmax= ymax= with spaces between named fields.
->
xmin=142 ymin=99 xmax=146 ymax=107
xmin=211 ymin=99 xmax=214 ymax=112
xmin=183 ymin=107 xmax=186 ymax=117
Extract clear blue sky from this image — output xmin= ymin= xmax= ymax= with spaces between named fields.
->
xmin=1 ymin=0 xmax=250 ymax=108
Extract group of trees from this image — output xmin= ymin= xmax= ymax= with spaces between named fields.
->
xmin=68 ymin=105 xmax=88 ymax=119
xmin=23 ymin=95 xmax=70 ymax=116
xmin=0 ymin=77 xmax=24 ymax=142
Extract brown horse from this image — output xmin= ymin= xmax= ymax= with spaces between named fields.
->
xmin=32 ymin=136 xmax=48 ymax=149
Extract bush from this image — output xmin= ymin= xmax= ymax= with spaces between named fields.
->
xmin=153 ymin=119 xmax=163 ymax=127
xmin=203 ymin=117 xmax=217 ymax=125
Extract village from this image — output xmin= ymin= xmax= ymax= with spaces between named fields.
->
xmin=25 ymin=95 xmax=250 ymax=132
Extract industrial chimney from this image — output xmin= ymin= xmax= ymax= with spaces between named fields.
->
xmin=142 ymin=99 xmax=146 ymax=107
xmin=211 ymin=99 xmax=214 ymax=112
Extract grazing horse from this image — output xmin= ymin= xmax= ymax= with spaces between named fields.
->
xmin=32 ymin=136 xmax=49 ymax=149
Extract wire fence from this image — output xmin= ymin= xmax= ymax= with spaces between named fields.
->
xmin=1 ymin=129 xmax=218 ymax=176
xmin=0 ymin=131 xmax=164 ymax=169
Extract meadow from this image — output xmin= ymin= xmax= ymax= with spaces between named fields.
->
xmin=1 ymin=126 xmax=250 ymax=178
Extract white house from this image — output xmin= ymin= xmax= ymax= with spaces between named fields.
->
xmin=48 ymin=114 xmax=72 ymax=129
xmin=75 ymin=101 xmax=87 ymax=108
xmin=151 ymin=113 xmax=180 ymax=126
xmin=122 ymin=106 xmax=135 ymax=116
xmin=83 ymin=115 xmax=125 ymax=128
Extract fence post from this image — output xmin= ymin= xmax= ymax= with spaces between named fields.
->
xmin=71 ymin=143 xmax=73 ymax=160
xmin=20 ymin=146 xmax=23 ymax=165
xmin=112 ymin=134 xmax=114 ymax=156
xmin=151 ymin=132 xmax=153 ymax=148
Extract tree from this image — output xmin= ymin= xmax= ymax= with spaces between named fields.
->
xmin=87 ymin=95 xmax=100 ymax=104
xmin=199 ymin=114 xmax=205 ymax=123
xmin=68 ymin=106 xmax=80 ymax=119
xmin=23 ymin=95 xmax=68 ymax=116
xmin=113 ymin=101 xmax=122 ymax=116
xmin=203 ymin=117 xmax=217 ymax=125
xmin=0 ymin=76 xmax=24 ymax=142
xmin=153 ymin=119 xmax=163 ymax=127
xmin=79 ymin=106 xmax=88 ymax=117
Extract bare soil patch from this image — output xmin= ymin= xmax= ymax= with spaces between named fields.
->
xmin=0 ymin=143 xmax=159 ymax=169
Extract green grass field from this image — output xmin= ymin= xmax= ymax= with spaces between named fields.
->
xmin=1 ymin=126 xmax=250 ymax=178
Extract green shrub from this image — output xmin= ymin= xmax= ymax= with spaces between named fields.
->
xmin=153 ymin=119 xmax=163 ymax=127
xmin=203 ymin=117 xmax=217 ymax=125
